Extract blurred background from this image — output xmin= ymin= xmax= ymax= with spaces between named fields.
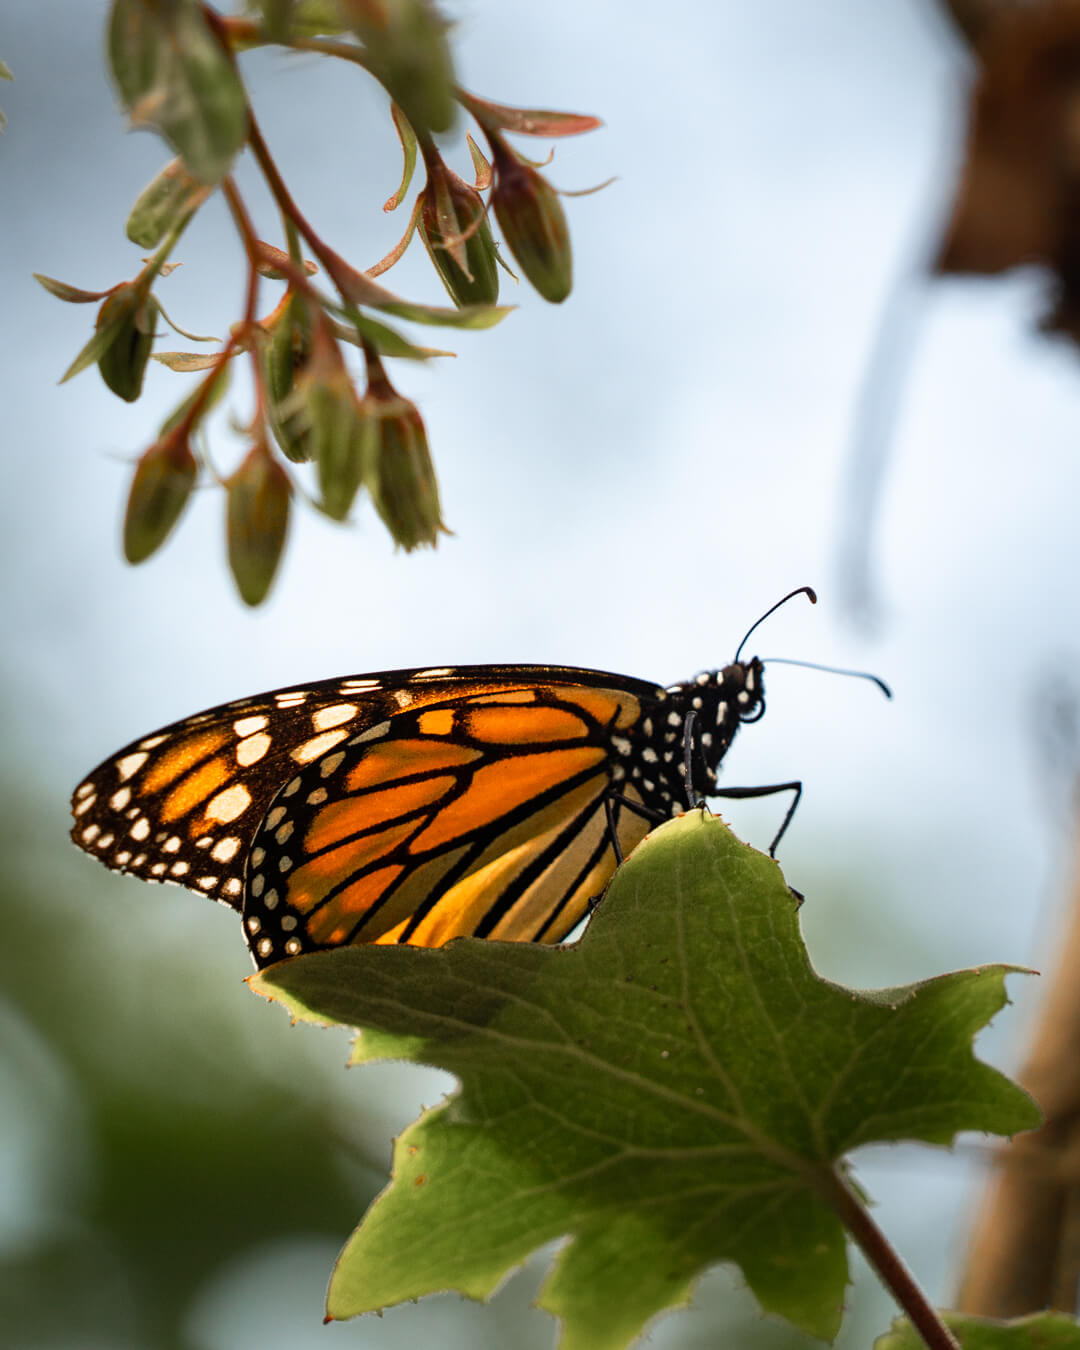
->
xmin=3 ymin=1 xmax=1078 ymax=1346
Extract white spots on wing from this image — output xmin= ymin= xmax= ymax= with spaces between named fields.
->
xmin=81 ymin=824 xmax=100 ymax=844
xmin=393 ymin=690 xmax=414 ymax=708
xmin=206 ymin=784 xmax=252 ymax=823
xmin=291 ymin=729 xmax=348 ymax=764
xmin=234 ymin=715 xmax=269 ymax=737
xmin=115 ymin=850 xmax=132 ymax=866
xmin=275 ymin=691 xmax=309 ymax=708
xmin=139 ymin=734 xmax=168 ymax=750
xmin=312 ymin=703 xmax=358 ymax=732
xmin=278 ymin=857 xmax=292 ymax=873
xmin=284 ymin=938 xmax=301 ymax=955
xmin=612 ymin=764 xmax=626 ymax=781
xmin=163 ymin=836 xmax=181 ymax=854
xmin=170 ymin=860 xmax=189 ymax=877
xmin=246 ymin=916 xmax=261 ymax=934
xmin=281 ymin=915 xmax=297 ymax=932
xmin=74 ymin=794 xmax=96 ymax=816
xmin=275 ymin=821 xmax=294 ymax=845
xmin=211 ymin=836 xmax=240 ymax=864
xmin=132 ymin=853 xmax=147 ymax=868
xmin=251 ymin=847 xmax=265 ymax=867
xmin=116 ymin=752 xmax=148 ymax=781
xmin=340 ymin=678 xmax=381 ymax=691
xmin=197 ymin=876 xmax=218 ymax=890
xmin=282 ymin=777 xmax=301 ymax=797
xmin=413 ymin=667 xmax=452 ymax=679
xmin=642 ymin=719 xmax=652 ymax=737
xmin=307 ymin=788 xmax=328 ymax=806
xmin=642 ymin=747 xmax=658 ymax=763
xmin=224 ymin=878 xmax=242 ymax=898
xmin=610 ymin=736 xmax=631 ymax=757
xmin=352 ymin=720 xmax=391 ymax=746
xmin=195 ymin=836 xmax=213 ymax=849
xmin=257 ymin=937 xmax=273 ymax=958
xmin=150 ymin=862 xmax=167 ymax=876
xmin=264 ymin=889 xmax=279 ymax=910
xmin=320 ymin=751 xmax=346 ymax=778
xmin=75 ymin=782 xmax=94 ymax=800
xmin=251 ymin=874 xmax=265 ymax=898
xmin=130 ymin=817 xmax=150 ymax=842
xmin=236 ymin=733 xmax=271 ymax=767
xmin=109 ymin=787 xmax=131 ymax=811
xmin=265 ymin=806 xmax=286 ymax=830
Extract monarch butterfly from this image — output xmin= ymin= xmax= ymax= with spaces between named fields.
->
xmin=70 ymin=588 xmax=885 ymax=968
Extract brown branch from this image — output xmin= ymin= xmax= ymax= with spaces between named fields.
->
xmin=956 ymin=811 xmax=1080 ymax=1315
xmin=934 ymin=0 xmax=1041 ymax=49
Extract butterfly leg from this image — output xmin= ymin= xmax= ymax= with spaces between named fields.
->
xmin=603 ymin=792 xmax=669 ymax=866
xmin=683 ymin=709 xmax=700 ymax=804
xmin=709 ymin=781 xmax=803 ymax=857
xmin=603 ymin=794 xmax=624 ymax=866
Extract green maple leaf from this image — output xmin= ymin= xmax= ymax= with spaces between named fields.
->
xmin=877 ymin=1312 xmax=1080 ymax=1349
xmin=254 ymin=811 xmax=1039 ymax=1350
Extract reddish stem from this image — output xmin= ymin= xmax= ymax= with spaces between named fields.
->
xmin=221 ymin=175 xmax=269 ymax=421
xmin=817 ymin=1167 xmax=960 ymax=1350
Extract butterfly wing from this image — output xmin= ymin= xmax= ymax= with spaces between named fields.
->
xmin=69 ymin=665 xmax=660 ymax=915
xmin=240 ymin=679 xmax=658 ymax=966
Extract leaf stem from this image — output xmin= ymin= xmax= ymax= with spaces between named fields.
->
xmin=220 ymin=174 xmax=267 ymax=422
xmin=246 ymin=112 xmax=341 ymax=291
xmin=816 ymin=1166 xmax=960 ymax=1350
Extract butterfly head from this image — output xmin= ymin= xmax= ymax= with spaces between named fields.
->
xmin=661 ymin=658 xmax=766 ymax=801
xmin=719 ymin=656 xmax=766 ymax=724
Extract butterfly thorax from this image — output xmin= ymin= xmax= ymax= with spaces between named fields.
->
xmin=625 ymin=657 xmax=765 ymax=812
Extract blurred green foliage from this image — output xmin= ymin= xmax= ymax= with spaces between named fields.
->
xmin=0 ymin=760 xmax=384 ymax=1348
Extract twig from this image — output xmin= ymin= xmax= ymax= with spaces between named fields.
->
xmin=817 ymin=1166 xmax=961 ymax=1350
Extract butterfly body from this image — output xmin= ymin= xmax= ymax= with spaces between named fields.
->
xmin=71 ymin=659 xmax=766 ymax=967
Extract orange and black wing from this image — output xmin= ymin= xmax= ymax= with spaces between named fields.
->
xmin=241 ymin=680 xmax=657 ymax=966
xmin=69 ymin=664 xmax=660 ymax=915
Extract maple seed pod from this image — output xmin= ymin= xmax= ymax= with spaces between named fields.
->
xmin=123 ymin=430 xmax=198 ymax=564
xmin=490 ymin=141 xmax=572 ymax=304
xmin=361 ymin=356 xmax=446 ymax=550
xmin=312 ymin=382 xmax=371 ymax=522
xmin=263 ymin=292 xmax=314 ymax=463
xmin=419 ymin=157 xmax=499 ymax=307
xmin=225 ymin=443 xmax=292 ymax=606
xmin=97 ymin=285 xmax=157 ymax=402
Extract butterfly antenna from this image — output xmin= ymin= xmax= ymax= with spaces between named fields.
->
xmin=760 ymin=658 xmax=892 ymax=699
xmin=734 ymin=587 xmax=817 ymax=664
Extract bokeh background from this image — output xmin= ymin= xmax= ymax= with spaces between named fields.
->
xmin=3 ymin=2 xmax=1078 ymax=1346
